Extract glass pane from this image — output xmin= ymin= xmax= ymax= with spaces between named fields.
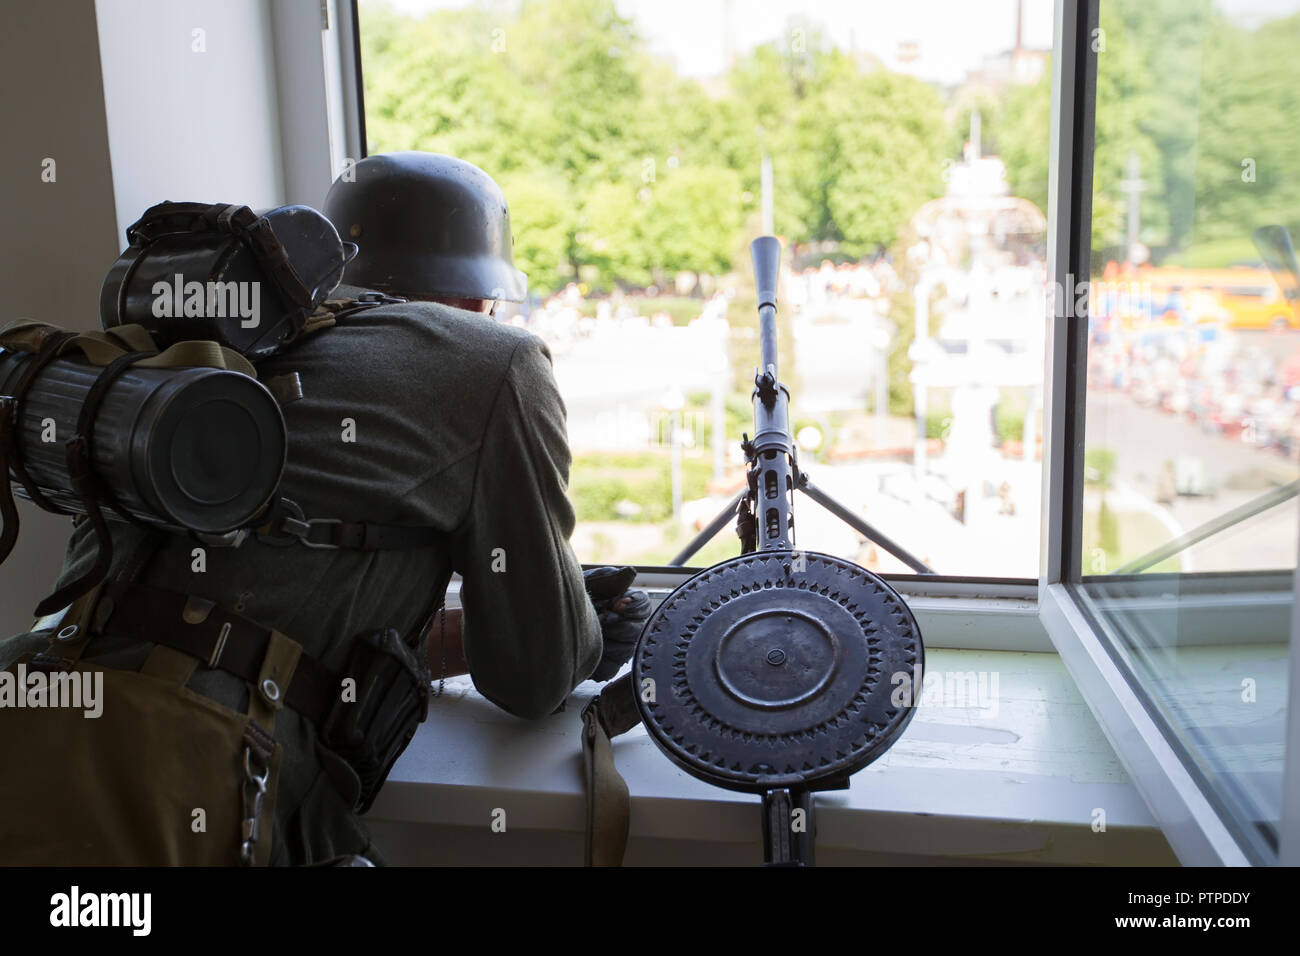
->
xmin=1079 ymin=0 xmax=1300 ymax=861
xmin=357 ymin=0 xmax=1054 ymax=576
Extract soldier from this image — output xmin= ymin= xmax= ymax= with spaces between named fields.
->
xmin=0 ymin=151 xmax=648 ymax=865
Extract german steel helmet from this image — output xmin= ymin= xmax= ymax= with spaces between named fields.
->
xmin=323 ymin=151 xmax=527 ymax=302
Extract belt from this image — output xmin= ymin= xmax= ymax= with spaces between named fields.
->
xmin=97 ymin=581 xmax=336 ymax=726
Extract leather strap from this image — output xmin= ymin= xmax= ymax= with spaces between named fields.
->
xmin=0 ymin=397 xmax=22 ymax=565
xmin=1 ymin=328 xmax=79 ymax=519
xmin=26 ymin=583 xmax=109 ymax=674
xmin=32 ymin=351 xmax=155 ymax=617
xmin=128 ymin=201 xmax=315 ymax=314
xmin=0 ymin=319 xmax=255 ymax=378
xmin=580 ymin=672 xmax=642 ymax=867
xmin=247 ymin=630 xmax=302 ymax=732
xmin=256 ymin=496 xmax=442 ymax=552
xmin=99 ymin=580 xmax=336 ymax=726
xmin=323 ymin=522 xmax=443 ymax=551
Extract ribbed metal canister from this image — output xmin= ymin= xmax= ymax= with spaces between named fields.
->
xmin=0 ymin=349 xmax=285 ymax=534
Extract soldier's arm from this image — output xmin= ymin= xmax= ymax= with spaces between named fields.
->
xmin=448 ymin=334 xmax=602 ymax=719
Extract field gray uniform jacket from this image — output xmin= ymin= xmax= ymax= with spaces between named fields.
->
xmin=0 ymin=288 xmax=603 ymax=863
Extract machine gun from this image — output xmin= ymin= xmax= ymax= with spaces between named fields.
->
xmin=675 ymin=238 xmax=935 ymax=572
xmin=584 ymin=238 xmax=928 ymax=866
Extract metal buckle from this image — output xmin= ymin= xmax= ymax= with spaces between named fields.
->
xmin=208 ymin=622 xmax=232 ymax=669
xmin=298 ymin=518 xmax=342 ymax=550
xmin=256 ymin=499 xmax=306 ymax=548
xmin=257 ymin=500 xmax=341 ymax=550
xmin=240 ymin=745 xmax=270 ymax=866
xmin=243 ymin=747 xmax=270 ymax=792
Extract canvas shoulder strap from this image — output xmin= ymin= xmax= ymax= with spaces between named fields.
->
xmin=579 ymin=672 xmax=642 ymax=867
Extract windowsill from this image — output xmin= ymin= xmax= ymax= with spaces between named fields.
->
xmin=365 ymin=644 xmax=1178 ymax=866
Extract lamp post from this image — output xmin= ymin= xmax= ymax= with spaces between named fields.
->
xmin=664 ymin=386 xmax=685 ymax=524
xmin=711 ymin=352 xmax=728 ymax=483
xmin=871 ymin=324 xmax=891 ymax=450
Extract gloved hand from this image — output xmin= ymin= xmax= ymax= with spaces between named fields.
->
xmin=583 ymin=566 xmax=652 ymax=682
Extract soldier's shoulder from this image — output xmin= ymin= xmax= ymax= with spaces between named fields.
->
xmin=319 ymin=290 xmax=540 ymax=370
xmin=339 ymin=289 xmax=538 ymax=352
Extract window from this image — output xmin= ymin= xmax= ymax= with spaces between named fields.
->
xmin=343 ymin=0 xmax=1300 ymax=864
xmin=1076 ymin=0 xmax=1299 ymax=864
xmin=356 ymin=0 xmax=1054 ymax=577
xmin=1040 ymin=0 xmax=1300 ymax=865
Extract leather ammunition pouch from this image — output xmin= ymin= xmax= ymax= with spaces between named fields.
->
xmin=321 ymin=626 xmax=431 ymax=814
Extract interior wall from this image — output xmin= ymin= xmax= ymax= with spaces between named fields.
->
xmin=0 ymin=0 xmax=121 ymax=636
xmin=0 ymin=0 xmax=302 ymax=635
xmin=94 ymin=0 xmax=287 ymax=236
xmin=272 ymin=0 xmax=348 ymax=208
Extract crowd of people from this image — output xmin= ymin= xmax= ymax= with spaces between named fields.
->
xmin=785 ymin=256 xmax=901 ymax=309
xmin=1088 ymin=308 xmax=1300 ymax=458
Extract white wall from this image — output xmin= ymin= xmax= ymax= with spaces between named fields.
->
xmin=0 ymin=0 xmax=347 ymax=634
xmin=94 ymin=0 xmax=288 ymax=237
xmin=272 ymin=0 xmax=355 ymax=208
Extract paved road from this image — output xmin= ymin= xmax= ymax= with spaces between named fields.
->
xmin=1087 ymin=390 xmax=1298 ymax=571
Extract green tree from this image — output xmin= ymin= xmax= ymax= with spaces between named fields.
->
xmin=991 ymin=0 xmax=1300 ymax=263
xmin=993 ymin=69 xmax=1051 ymax=217
xmin=728 ymin=38 xmax=947 ymax=254
xmin=496 ymin=170 xmax=580 ymax=292
xmin=361 ymin=1 xmax=948 ymax=290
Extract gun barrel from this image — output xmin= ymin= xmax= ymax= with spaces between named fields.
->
xmin=751 ymin=236 xmax=781 ymax=377
xmin=747 ymin=236 xmax=794 ymax=551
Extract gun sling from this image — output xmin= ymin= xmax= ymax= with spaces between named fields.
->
xmin=580 ymin=671 xmax=641 ymax=866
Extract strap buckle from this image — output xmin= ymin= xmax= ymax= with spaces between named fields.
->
xmin=257 ymin=499 xmax=340 ymax=550
xmin=298 ymin=518 xmax=343 ymax=550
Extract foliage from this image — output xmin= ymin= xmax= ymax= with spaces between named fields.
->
xmin=1084 ymin=446 xmax=1118 ymax=488
xmin=1096 ymin=496 xmax=1121 ymax=569
xmin=925 ymin=409 xmax=951 ymax=440
xmin=360 ymin=0 xmax=949 ymax=293
xmin=990 ymin=0 xmax=1300 ymax=263
xmin=569 ymin=451 xmax=713 ymax=522
xmin=994 ymin=404 xmax=1026 ymax=445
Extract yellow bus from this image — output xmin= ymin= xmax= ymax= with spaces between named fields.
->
xmin=1136 ymin=265 xmax=1299 ymax=331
